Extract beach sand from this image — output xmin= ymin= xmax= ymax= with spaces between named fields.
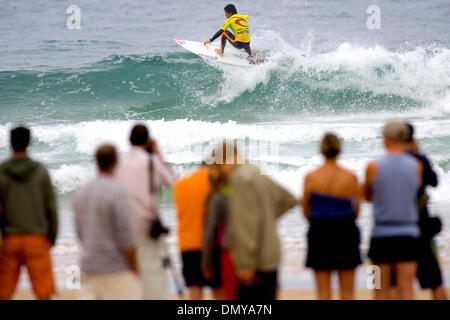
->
xmin=12 ymin=288 xmax=450 ymax=300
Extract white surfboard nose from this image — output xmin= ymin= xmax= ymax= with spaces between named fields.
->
xmin=174 ymin=38 xmax=186 ymax=45
xmin=174 ymin=38 xmax=264 ymax=66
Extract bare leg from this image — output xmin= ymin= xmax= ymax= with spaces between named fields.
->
xmin=212 ymin=287 xmax=225 ymax=300
xmin=396 ymin=261 xmax=417 ymax=300
xmin=314 ymin=270 xmax=332 ymax=300
xmin=388 ymin=265 xmax=400 ymax=299
xmin=188 ymin=286 xmax=203 ymax=300
xmin=337 ymin=269 xmax=355 ymax=300
xmin=375 ymin=264 xmax=392 ymax=300
xmin=215 ymin=48 xmax=224 ymax=57
xmin=432 ymin=285 xmax=448 ymax=300
xmin=388 ymin=287 xmax=400 ymax=300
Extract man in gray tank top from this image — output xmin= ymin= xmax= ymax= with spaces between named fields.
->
xmin=363 ymin=121 xmax=423 ymax=300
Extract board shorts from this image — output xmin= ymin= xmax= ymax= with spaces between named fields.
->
xmin=368 ymin=236 xmax=419 ymax=264
xmin=0 ymin=234 xmax=55 ymax=298
xmin=181 ymin=250 xmax=221 ymax=288
xmin=220 ymin=30 xmax=253 ymax=57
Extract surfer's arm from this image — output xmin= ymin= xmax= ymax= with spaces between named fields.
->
xmin=209 ymin=19 xmax=230 ymax=43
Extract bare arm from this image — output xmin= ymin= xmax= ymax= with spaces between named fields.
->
xmin=123 ymin=248 xmax=138 ymax=274
xmin=416 ymin=160 xmax=424 ymax=188
xmin=351 ymin=174 xmax=361 ymax=218
xmin=363 ymin=161 xmax=377 ymax=201
xmin=302 ymin=174 xmax=311 ymax=220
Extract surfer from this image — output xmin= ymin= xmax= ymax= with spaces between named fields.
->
xmin=203 ymin=4 xmax=259 ymax=64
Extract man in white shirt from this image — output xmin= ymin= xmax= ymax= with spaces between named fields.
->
xmin=115 ymin=124 xmax=175 ymax=299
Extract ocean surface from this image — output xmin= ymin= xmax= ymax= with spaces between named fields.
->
xmin=1 ymin=0 xmax=449 ymax=291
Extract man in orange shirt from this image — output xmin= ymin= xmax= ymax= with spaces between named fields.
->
xmin=174 ymin=165 xmax=223 ymax=300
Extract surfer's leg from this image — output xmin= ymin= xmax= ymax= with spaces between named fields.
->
xmin=243 ymin=43 xmax=254 ymax=57
xmin=220 ymin=33 xmax=227 ymax=52
xmin=220 ymin=30 xmax=236 ymax=53
xmin=234 ymin=42 xmax=254 ymax=57
xmin=240 ymin=43 xmax=259 ymax=64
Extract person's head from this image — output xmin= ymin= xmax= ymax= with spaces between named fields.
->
xmin=129 ymin=124 xmax=150 ymax=148
xmin=405 ymin=123 xmax=414 ymax=143
xmin=224 ymin=4 xmax=237 ymax=18
xmin=320 ymin=132 xmax=341 ymax=160
xmin=382 ymin=121 xmax=410 ymax=151
xmin=404 ymin=122 xmax=419 ymax=152
xmin=208 ymin=140 xmax=242 ymax=182
xmin=10 ymin=126 xmax=31 ymax=154
xmin=95 ymin=144 xmax=118 ymax=174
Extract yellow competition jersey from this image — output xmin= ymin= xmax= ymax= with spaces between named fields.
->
xmin=221 ymin=14 xmax=251 ymax=43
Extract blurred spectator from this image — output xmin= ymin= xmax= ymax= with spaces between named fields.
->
xmin=74 ymin=144 xmax=140 ymax=300
xmin=363 ymin=121 xmax=423 ymax=300
xmin=210 ymin=140 xmax=298 ymax=300
xmin=174 ymin=163 xmax=223 ymax=299
xmin=202 ymin=154 xmax=239 ymax=300
xmin=401 ymin=123 xmax=446 ymax=300
xmin=115 ymin=124 xmax=175 ymax=299
xmin=0 ymin=126 xmax=58 ymax=300
xmin=302 ymin=133 xmax=361 ymax=300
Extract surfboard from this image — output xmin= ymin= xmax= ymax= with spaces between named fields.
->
xmin=174 ymin=38 xmax=265 ymax=66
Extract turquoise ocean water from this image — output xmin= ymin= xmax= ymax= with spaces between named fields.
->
xmin=0 ymin=0 xmax=449 ymax=290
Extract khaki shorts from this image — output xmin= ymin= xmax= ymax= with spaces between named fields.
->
xmin=137 ymin=238 xmax=170 ymax=300
xmin=80 ymin=271 xmax=141 ymax=300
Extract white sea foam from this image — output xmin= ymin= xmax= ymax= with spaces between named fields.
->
xmin=50 ymin=164 xmax=95 ymax=194
xmin=202 ymin=32 xmax=450 ymax=115
xmin=1 ymin=117 xmax=448 ymax=151
xmin=1 ymin=118 xmax=448 ymax=201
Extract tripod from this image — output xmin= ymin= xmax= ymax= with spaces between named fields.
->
xmin=161 ymin=237 xmax=186 ymax=299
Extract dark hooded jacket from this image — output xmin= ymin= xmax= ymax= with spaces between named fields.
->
xmin=0 ymin=156 xmax=58 ymax=245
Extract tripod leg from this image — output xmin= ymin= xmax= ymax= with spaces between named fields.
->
xmin=161 ymin=237 xmax=186 ymax=299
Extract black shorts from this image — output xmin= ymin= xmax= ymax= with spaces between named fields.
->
xmin=417 ymin=237 xmax=443 ymax=289
xmin=238 ymin=270 xmax=278 ymax=301
xmin=181 ymin=250 xmax=221 ymax=288
xmin=368 ymin=236 xmax=419 ymax=264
